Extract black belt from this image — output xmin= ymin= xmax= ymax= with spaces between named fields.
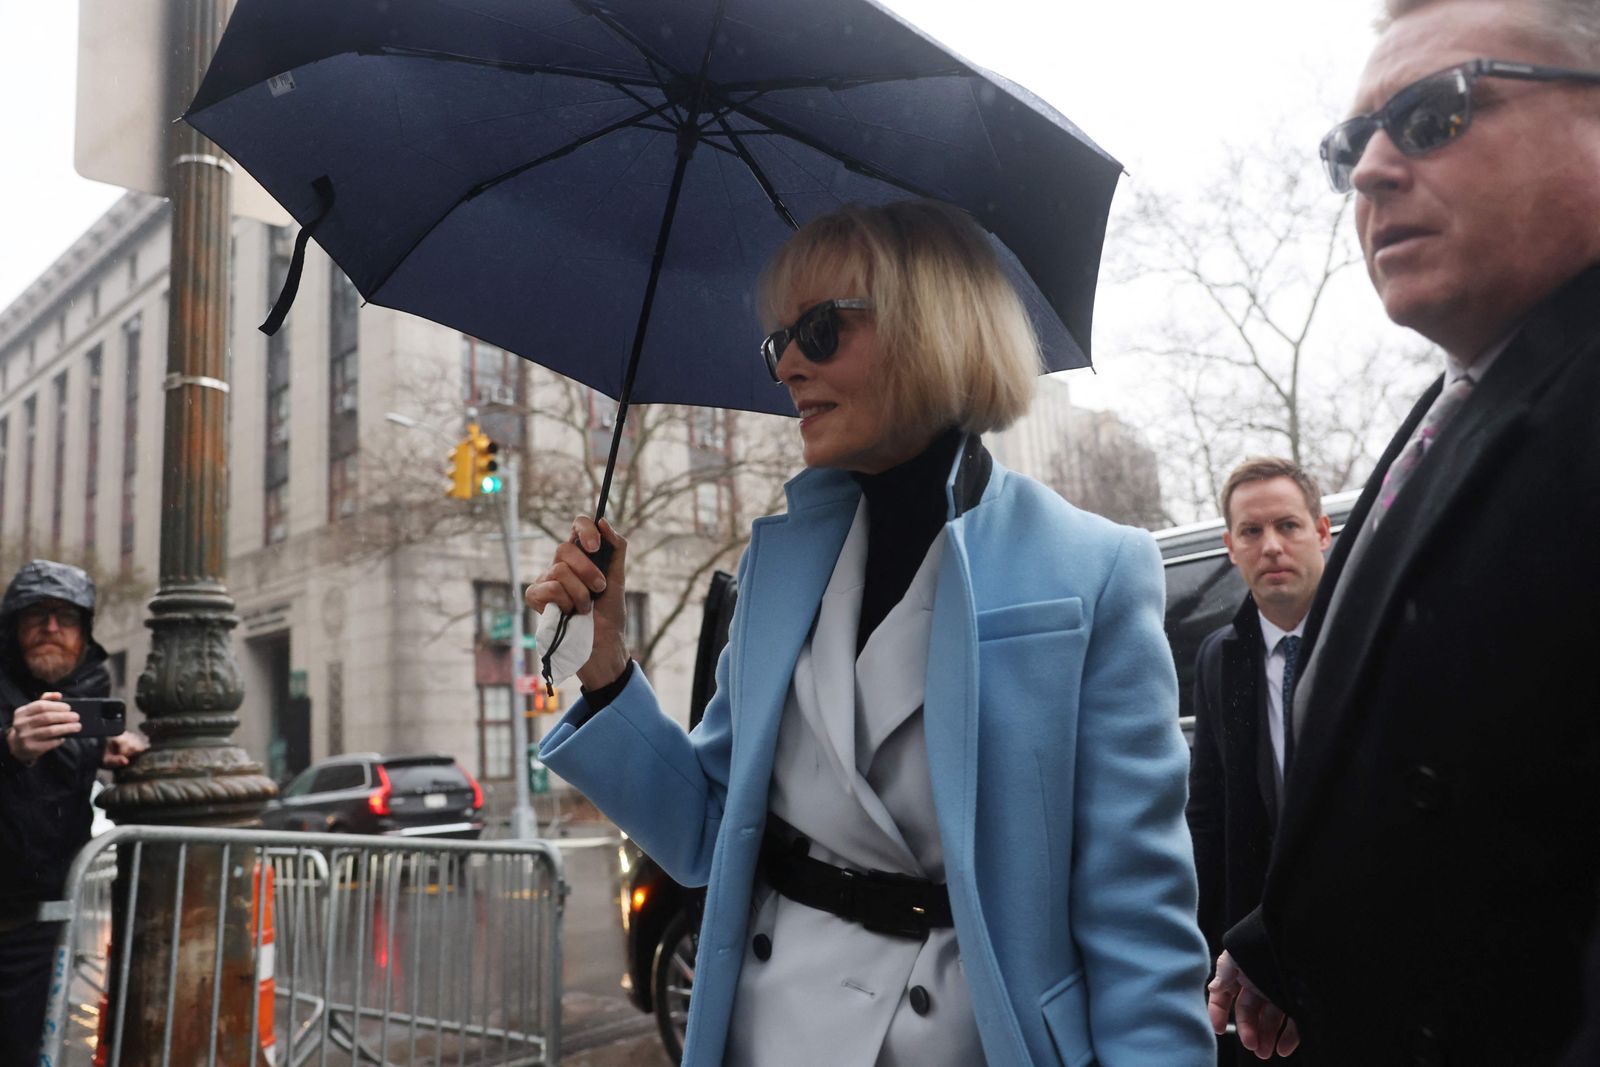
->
xmin=760 ymin=828 xmax=953 ymax=941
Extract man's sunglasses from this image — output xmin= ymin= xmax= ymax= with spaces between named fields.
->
xmin=760 ymin=298 xmax=874 ymax=383
xmin=18 ymin=605 xmax=84 ymax=630
xmin=1320 ymin=57 xmax=1600 ymax=193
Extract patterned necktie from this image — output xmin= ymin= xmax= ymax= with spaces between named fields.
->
xmin=1373 ymin=375 xmax=1476 ymax=523
xmin=1280 ymin=634 xmax=1302 ymax=774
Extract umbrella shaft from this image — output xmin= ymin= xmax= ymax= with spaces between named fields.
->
xmin=594 ymin=137 xmax=696 ymax=522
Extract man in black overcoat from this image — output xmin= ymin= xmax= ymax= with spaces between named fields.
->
xmin=1206 ymin=1 xmax=1600 ymax=1063
xmin=1187 ymin=459 xmax=1329 ymax=1065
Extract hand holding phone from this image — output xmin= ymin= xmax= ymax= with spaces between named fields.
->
xmin=63 ymin=697 xmax=127 ymax=739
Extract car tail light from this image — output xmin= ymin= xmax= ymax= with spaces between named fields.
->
xmin=457 ymin=762 xmax=484 ymax=810
xmin=367 ymin=764 xmax=393 ymax=816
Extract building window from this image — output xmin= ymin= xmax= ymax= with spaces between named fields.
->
xmin=692 ymin=478 xmax=735 ymax=535
xmin=462 ymin=335 xmax=525 ymax=448
xmin=474 ymin=581 xmax=536 ymax=781
xmin=90 ymin=283 xmax=101 ymax=321
xmin=85 ymin=348 xmax=102 ymax=559
xmin=688 ymin=407 xmax=729 ymax=452
xmin=264 ymin=232 xmax=292 ymax=544
xmin=586 ymin=392 xmax=638 ymax=468
xmin=127 ymin=251 xmax=138 ymax=287
xmin=121 ymin=313 xmax=142 ymax=571
xmin=50 ymin=372 xmax=67 ymax=553
xmin=328 ymin=270 xmax=359 ymax=521
xmin=478 ymin=685 xmax=513 ymax=782
xmin=22 ymin=395 xmax=36 ymax=557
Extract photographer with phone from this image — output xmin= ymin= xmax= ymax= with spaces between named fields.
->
xmin=0 ymin=559 xmax=145 ymax=1065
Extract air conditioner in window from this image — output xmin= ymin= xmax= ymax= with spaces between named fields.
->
xmin=334 ymin=390 xmax=358 ymax=413
xmin=269 ymin=423 xmax=290 ymax=445
xmin=477 ymin=383 xmax=516 ymax=407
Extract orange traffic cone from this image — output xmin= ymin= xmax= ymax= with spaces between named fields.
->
xmin=252 ymin=862 xmax=279 ymax=1066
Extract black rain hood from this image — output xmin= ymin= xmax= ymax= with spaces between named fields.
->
xmin=0 ymin=560 xmax=108 ymax=695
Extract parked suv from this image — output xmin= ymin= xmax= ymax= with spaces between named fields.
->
xmin=263 ymin=753 xmax=486 ymax=839
xmin=618 ymin=491 xmax=1360 ymax=1062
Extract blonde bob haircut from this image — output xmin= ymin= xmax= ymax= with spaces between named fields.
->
xmin=758 ymin=199 xmax=1040 ymax=436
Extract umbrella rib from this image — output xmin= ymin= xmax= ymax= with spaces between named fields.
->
xmin=364 ymin=100 xmax=677 ymax=298
xmin=709 ymin=100 xmax=943 ymax=204
xmin=714 ymin=118 xmax=800 ymax=231
xmin=716 ymin=69 xmax=967 ymax=95
xmin=566 ymin=0 xmax=690 ymax=88
xmin=371 ymin=44 xmax=663 ymax=91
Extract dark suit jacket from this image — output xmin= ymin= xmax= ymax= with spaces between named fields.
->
xmin=1187 ymin=596 xmax=1279 ymax=965
xmin=1224 ymin=264 xmax=1600 ymax=1066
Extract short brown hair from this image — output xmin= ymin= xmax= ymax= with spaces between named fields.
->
xmin=1220 ymin=458 xmax=1323 ymax=527
xmin=757 ymin=199 xmax=1039 ymax=436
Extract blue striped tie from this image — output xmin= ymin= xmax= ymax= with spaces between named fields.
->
xmin=1280 ymin=635 xmax=1302 ymax=773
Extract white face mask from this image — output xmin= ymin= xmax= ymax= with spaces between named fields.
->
xmin=534 ymin=605 xmax=594 ymax=691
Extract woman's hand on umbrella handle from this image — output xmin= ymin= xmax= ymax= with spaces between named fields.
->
xmin=525 ymin=517 xmax=630 ymax=690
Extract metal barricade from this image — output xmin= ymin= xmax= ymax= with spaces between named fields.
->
xmin=40 ymin=826 xmax=566 ymax=1067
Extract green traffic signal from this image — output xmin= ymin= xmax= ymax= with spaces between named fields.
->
xmin=480 ymin=473 xmax=503 ymax=494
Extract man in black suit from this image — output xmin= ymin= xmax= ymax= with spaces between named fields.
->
xmin=1206 ymin=0 xmax=1600 ymax=1063
xmin=1187 ymin=459 xmax=1329 ymax=1064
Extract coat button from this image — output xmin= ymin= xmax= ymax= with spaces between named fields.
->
xmin=1405 ymin=765 xmax=1448 ymax=811
xmin=752 ymin=934 xmax=772 ymax=961
xmin=909 ymin=986 xmax=931 ymax=1015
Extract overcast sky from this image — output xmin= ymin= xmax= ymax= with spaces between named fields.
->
xmin=0 ymin=0 xmax=1398 ymax=411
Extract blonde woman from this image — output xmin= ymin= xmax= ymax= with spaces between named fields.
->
xmin=529 ymin=200 xmax=1211 ymax=1066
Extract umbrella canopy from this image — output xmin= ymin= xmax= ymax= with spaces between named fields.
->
xmin=187 ymin=0 xmax=1122 ymax=428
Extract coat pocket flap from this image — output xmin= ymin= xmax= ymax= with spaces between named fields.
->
xmin=977 ymin=597 xmax=1084 ymax=642
xmin=1040 ymin=969 xmax=1097 ymax=1067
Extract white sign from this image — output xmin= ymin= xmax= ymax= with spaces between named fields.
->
xmin=76 ymin=0 xmax=290 ymax=225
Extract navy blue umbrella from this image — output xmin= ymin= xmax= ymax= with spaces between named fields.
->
xmin=187 ymin=0 xmax=1122 ymax=518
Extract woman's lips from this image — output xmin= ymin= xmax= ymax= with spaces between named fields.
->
xmin=797 ymin=402 xmax=836 ymax=428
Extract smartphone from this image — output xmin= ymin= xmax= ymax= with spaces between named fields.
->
xmin=64 ymin=697 xmax=127 ymax=739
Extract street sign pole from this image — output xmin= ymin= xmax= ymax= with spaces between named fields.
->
xmin=498 ymin=451 xmax=538 ymax=840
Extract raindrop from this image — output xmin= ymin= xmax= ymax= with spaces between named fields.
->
xmin=977 ymin=85 xmax=997 ymax=107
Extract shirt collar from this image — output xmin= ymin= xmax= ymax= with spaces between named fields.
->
xmin=1258 ymin=610 xmax=1305 ymax=655
xmin=1445 ymin=330 xmax=1513 ymax=384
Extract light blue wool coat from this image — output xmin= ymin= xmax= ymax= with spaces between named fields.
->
xmin=540 ymin=450 xmax=1213 ymax=1066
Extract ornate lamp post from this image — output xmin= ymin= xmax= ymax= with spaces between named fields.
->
xmin=97 ymin=0 xmax=277 ymax=1059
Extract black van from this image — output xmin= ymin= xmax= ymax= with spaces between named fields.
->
xmin=616 ymin=490 xmax=1361 ymax=1061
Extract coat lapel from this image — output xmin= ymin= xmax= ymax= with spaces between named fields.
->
xmin=1281 ymin=267 xmax=1600 ymax=863
xmin=730 ymin=478 xmax=860 ymax=796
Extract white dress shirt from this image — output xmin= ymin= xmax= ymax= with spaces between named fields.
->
xmin=1258 ymin=612 xmax=1305 ymax=787
xmin=726 ymin=501 xmax=984 ymax=1067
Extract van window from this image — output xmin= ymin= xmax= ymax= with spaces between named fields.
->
xmin=1163 ymin=550 xmax=1246 ymax=718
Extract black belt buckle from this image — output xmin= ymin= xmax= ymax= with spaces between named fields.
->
xmin=857 ymin=868 xmax=934 ymax=941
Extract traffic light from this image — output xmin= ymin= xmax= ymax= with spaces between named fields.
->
xmin=470 ymin=424 xmax=502 ymax=494
xmin=446 ymin=437 xmax=474 ymax=499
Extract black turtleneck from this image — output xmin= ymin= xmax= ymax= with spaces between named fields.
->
xmin=851 ymin=427 xmax=962 ymax=655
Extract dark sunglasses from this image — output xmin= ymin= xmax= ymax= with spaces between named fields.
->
xmin=1320 ymin=57 xmax=1600 ymax=193
xmin=760 ymin=298 xmax=874 ymax=383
